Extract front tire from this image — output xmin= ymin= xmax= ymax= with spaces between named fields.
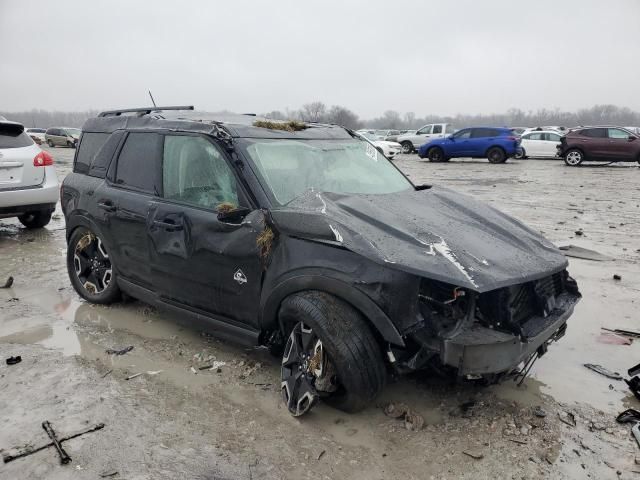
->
xmin=18 ymin=210 xmax=52 ymax=229
xmin=514 ymin=148 xmax=526 ymax=159
xmin=279 ymin=291 xmax=386 ymax=416
xmin=67 ymin=227 xmax=121 ymax=304
xmin=427 ymin=147 xmax=445 ymax=162
xmin=564 ymin=149 xmax=584 ymax=166
xmin=401 ymin=141 xmax=414 ymax=154
xmin=47 ymin=140 xmax=54 ymax=148
xmin=487 ymin=147 xmax=507 ymax=163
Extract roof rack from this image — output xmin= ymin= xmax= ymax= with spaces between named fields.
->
xmin=98 ymin=106 xmax=194 ymax=117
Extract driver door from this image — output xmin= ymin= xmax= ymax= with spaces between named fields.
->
xmin=147 ymin=133 xmax=263 ymax=328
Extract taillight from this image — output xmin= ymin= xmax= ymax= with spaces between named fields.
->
xmin=506 ymin=136 xmax=518 ymax=141
xmin=34 ymin=151 xmax=54 ymax=167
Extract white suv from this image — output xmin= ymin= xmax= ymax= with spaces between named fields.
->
xmin=0 ymin=121 xmax=59 ymax=228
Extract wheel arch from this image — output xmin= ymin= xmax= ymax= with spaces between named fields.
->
xmin=261 ymin=275 xmax=405 ymax=347
xmin=485 ymin=144 xmax=507 ymax=157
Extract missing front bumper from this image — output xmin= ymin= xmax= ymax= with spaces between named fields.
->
xmin=437 ymin=293 xmax=580 ymax=376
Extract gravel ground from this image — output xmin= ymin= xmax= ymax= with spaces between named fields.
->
xmin=1 ymin=147 xmax=639 ymax=479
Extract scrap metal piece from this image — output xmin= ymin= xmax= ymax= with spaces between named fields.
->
xmin=105 ymin=346 xmax=134 ymax=356
xmin=583 ymin=363 xmax=623 ymax=381
xmin=602 ymin=328 xmax=640 ymax=339
xmin=42 ymin=421 xmax=71 ymax=464
xmin=616 ymin=409 xmax=640 ymax=424
xmin=626 ymin=377 xmax=640 ymax=402
xmin=1 ymin=276 xmax=14 ymax=288
xmin=630 ymin=362 xmax=640 ymax=378
xmin=633 ymin=423 xmax=640 ymax=449
xmin=3 ymin=423 xmax=105 ymax=464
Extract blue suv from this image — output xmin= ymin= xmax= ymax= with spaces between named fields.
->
xmin=417 ymin=127 xmax=522 ymax=163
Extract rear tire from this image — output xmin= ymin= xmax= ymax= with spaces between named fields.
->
xmin=67 ymin=227 xmax=121 ymax=304
xmin=564 ymin=149 xmax=584 ymax=166
xmin=401 ymin=141 xmax=414 ymax=154
xmin=487 ymin=147 xmax=507 ymax=163
xmin=279 ymin=291 xmax=386 ymax=415
xmin=514 ymin=148 xmax=526 ymax=159
xmin=18 ymin=210 xmax=52 ymax=229
xmin=427 ymin=147 xmax=445 ymax=162
xmin=47 ymin=140 xmax=54 ymax=148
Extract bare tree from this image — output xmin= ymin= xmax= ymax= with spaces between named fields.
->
xmin=326 ymin=105 xmax=361 ymax=129
xmin=300 ymin=101 xmax=327 ymax=122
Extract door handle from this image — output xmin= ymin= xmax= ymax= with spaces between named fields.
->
xmin=97 ymin=200 xmax=116 ymax=212
xmin=153 ymin=219 xmax=184 ymax=231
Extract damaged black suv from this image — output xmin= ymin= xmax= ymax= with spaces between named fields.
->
xmin=62 ymin=106 xmax=580 ymax=416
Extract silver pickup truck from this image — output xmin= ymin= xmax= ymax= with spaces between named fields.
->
xmin=397 ymin=123 xmax=456 ymax=153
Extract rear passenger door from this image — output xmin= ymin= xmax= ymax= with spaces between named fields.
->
xmin=101 ymin=132 xmax=163 ymax=288
xmin=148 ymin=133 xmax=263 ymax=328
xmin=606 ymin=128 xmax=635 ymax=159
xmin=468 ymin=128 xmax=492 ymax=157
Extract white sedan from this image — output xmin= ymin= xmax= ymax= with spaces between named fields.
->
xmin=0 ymin=121 xmax=59 ymax=228
xmin=516 ymin=130 xmax=564 ymax=159
xmin=357 ymin=132 xmax=403 ymax=159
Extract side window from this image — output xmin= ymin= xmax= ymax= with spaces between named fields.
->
xmin=74 ymin=132 xmax=110 ymax=175
xmin=432 ymin=125 xmax=443 ymax=134
xmin=546 ymin=133 xmax=561 ymax=142
xmin=582 ymin=128 xmax=606 ymax=138
xmin=445 ymin=124 xmax=456 ymax=134
xmin=453 ymin=129 xmax=471 ymax=139
xmin=608 ymin=128 xmax=629 ymax=139
xmin=471 ymin=128 xmax=491 ymax=138
xmin=115 ymin=133 xmax=162 ymax=194
xmin=529 ymin=133 xmax=543 ymax=141
xmin=417 ymin=125 xmax=432 ymax=135
xmin=162 ymin=135 xmax=239 ymax=210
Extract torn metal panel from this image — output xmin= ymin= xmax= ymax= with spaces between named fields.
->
xmin=270 ymin=187 xmax=568 ymax=293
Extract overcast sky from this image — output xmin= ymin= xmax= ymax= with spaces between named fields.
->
xmin=2 ymin=0 xmax=639 ymax=118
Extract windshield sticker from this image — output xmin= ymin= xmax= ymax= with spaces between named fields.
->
xmin=365 ymin=143 xmax=378 ymax=162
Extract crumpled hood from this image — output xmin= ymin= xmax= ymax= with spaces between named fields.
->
xmin=269 ymin=187 xmax=568 ymax=293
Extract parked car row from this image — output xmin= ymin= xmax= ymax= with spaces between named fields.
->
xmin=20 ymin=126 xmax=80 ymax=148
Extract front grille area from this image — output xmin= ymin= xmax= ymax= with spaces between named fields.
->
xmin=476 ymin=272 xmax=567 ymax=337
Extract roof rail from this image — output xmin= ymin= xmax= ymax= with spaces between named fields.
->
xmin=98 ymin=106 xmax=194 ymax=117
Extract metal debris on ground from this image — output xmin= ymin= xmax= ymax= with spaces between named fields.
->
xmin=633 ymin=424 xmax=640 ymax=449
xmin=42 ymin=421 xmax=71 ymax=464
xmin=1 ymin=276 xmax=14 ymax=288
xmin=5 ymin=356 xmax=21 ymax=365
xmin=626 ymin=376 xmax=640 ymax=402
xmin=125 ymin=372 xmax=143 ymax=381
xmin=558 ymin=245 xmax=613 ymax=261
xmin=462 ymin=450 xmax=484 ymax=460
xmin=629 ymin=362 xmax=640 ymax=377
xmin=317 ymin=450 xmax=326 ymax=461
xmin=583 ymin=363 xmax=623 ymax=381
xmin=384 ymin=402 xmax=409 ymax=419
xmin=613 ymin=274 xmax=622 ymax=281
xmin=105 ymin=346 xmax=134 ymax=355
xmin=101 ymin=369 xmax=113 ymax=378
xmin=404 ymin=411 xmax=425 ymax=431
xmin=190 ymin=367 xmax=198 ymax=374
xmin=2 ymin=422 xmax=105 ymax=464
xmin=100 ymin=471 xmax=119 ymax=478
xmin=602 ymin=328 xmax=640 ymax=340
xmin=558 ymin=411 xmax=577 ymax=427
xmin=616 ymin=409 xmax=640 ymax=424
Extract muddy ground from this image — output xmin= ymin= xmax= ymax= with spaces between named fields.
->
xmin=1 ymin=147 xmax=639 ymax=479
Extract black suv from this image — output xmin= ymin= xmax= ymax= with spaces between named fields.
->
xmin=62 ymin=106 xmax=581 ymax=416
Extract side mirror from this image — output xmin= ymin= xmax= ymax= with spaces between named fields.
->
xmin=629 ymin=135 xmax=637 ymax=141
xmin=448 ymin=136 xmax=455 ymax=141
xmin=217 ymin=206 xmax=251 ymax=223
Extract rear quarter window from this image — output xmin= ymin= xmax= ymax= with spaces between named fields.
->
xmin=0 ymin=125 xmax=34 ymax=148
xmin=74 ymin=132 xmax=111 ymax=174
xmin=114 ymin=132 xmax=162 ymax=194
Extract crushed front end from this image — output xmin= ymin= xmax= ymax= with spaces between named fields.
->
xmin=396 ymin=270 xmax=580 ymax=378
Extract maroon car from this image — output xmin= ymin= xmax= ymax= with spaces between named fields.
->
xmin=558 ymin=126 xmax=640 ymax=166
